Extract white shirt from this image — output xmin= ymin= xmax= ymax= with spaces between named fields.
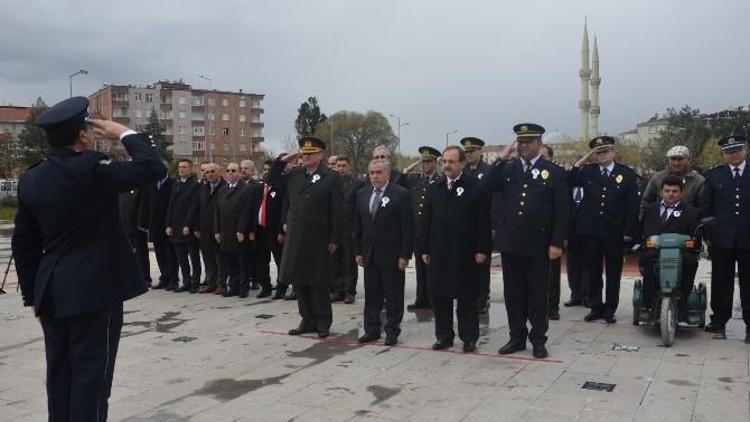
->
xmin=730 ymin=160 xmax=746 ymax=177
xmin=520 ymin=154 xmax=541 ymax=171
xmin=446 ymin=172 xmax=463 ymax=189
xmin=599 ymin=161 xmax=615 ymax=176
xmin=660 ymin=201 xmax=681 ymax=220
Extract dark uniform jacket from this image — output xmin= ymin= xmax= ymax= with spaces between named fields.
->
xmin=483 ymin=157 xmax=569 ymax=257
xmin=568 ymin=162 xmax=639 ymax=240
xmin=12 ymin=133 xmax=165 ymax=317
xmin=407 ymin=171 xmax=440 ymax=240
xmin=464 ymin=160 xmax=491 ymax=180
xmin=165 ymin=173 xmax=200 ymax=243
xmin=353 ymin=182 xmax=414 ymax=268
xmin=262 ymin=177 xmax=287 ymax=244
xmin=420 ymin=174 xmax=491 ymax=297
xmin=214 ymin=182 xmax=254 ymax=253
xmin=139 ymin=177 xmax=173 ymax=243
xmin=701 ymin=163 xmax=750 ymax=250
xmin=270 ymin=160 xmax=343 ymax=286
xmin=119 ymin=188 xmax=145 ymax=234
xmin=196 ymin=178 xmax=226 ymax=246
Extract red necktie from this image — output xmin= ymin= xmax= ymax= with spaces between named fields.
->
xmin=258 ymin=183 xmax=269 ymax=227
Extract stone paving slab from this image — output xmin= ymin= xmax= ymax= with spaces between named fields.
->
xmin=0 ymin=257 xmax=749 ymax=421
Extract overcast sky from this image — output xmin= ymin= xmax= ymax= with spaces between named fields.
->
xmin=1 ymin=0 xmax=748 ymax=153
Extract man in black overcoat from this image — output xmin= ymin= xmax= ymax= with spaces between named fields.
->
xmin=165 ymin=159 xmax=202 ymax=293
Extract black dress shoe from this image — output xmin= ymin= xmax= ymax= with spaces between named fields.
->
xmin=549 ymin=310 xmax=560 ymax=321
xmin=250 ymin=282 xmax=260 ymax=290
xmin=407 ymin=302 xmax=431 ymax=311
xmin=288 ymin=326 xmax=315 ymax=336
xmin=463 ymin=342 xmax=477 ymax=353
xmin=284 ymin=292 xmax=297 ymax=301
xmin=477 ymin=302 xmax=490 ymax=314
xmin=358 ymin=333 xmax=380 ymax=344
xmin=223 ymin=289 xmax=239 ymax=297
xmin=604 ymin=315 xmax=617 ymax=324
xmin=165 ymin=283 xmax=177 ymax=291
xmin=272 ymin=290 xmax=286 ymax=300
xmin=705 ymin=322 xmax=724 ymax=333
xmin=189 ymin=286 xmax=199 ymax=294
xmin=498 ymin=340 xmax=526 ymax=355
xmin=432 ymin=340 xmax=453 ymax=350
xmin=153 ymin=281 xmax=168 ymax=289
xmin=317 ymin=328 xmax=330 ymax=338
xmin=384 ymin=335 xmax=398 ymax=346
xmin=257 ymin=288 xmax=272 ymax=299
xmin=532 ymin=344 xmax=548 ymax=359
xmin=175 ymin=285 xmax=191 ymax=293
xmin=238 ymin=290 xmax=249 ymax=299
xmin=564 ymin=299 xmax=583 ymax=307
xmin=584 ymin=311 xmax=604 ymax=322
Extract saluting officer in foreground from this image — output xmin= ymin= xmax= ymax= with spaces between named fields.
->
xmin=701 ymin=135 xmax=750 ymax=343
xmin=12 ymin=97 xmax=165 ymax=421
xmin=269 ymin=137 xmax=344 ymax=338
xmin=482 ymin=123 xmax=569 ymax=359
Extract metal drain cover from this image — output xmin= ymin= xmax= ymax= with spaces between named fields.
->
xmin=582 ymin=381 xmax=616 ymax=392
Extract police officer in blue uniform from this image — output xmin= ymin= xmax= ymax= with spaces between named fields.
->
xmin=482 ymin=123 xmax=569 ymax=359
xmin=702 ymin=135 xmax=750 ymax=343
xmin=11 ymin=97 xmax=165 ymax=421
xmin=569 ymin=136 xmax=639 ymax=324
xmin=461 ymin=137 xmax=493 ymax=314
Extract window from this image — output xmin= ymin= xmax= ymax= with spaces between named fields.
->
xmin=114 ymin=93 xmax=127 ymax=101
xmin=178 ymin=96 xmax=187 ymax=105
xmin=222 ymin=128 xmax=230 ymax=135
xmin=210 ymin=142 xmax=216 ymax=150
xmin=192 ymin=141 xmax=205 ymax=150
xmin=222 ymin=113 xmax=229 ymax=121
xmin=207 ymin=98 xmax=215 ymax=106
xmin=222 ymin=99 xmax=228 ymax=106
xmin=239 ymin=114 xmax=246 ymax=122
xmin=178 ymin=111 xmax=187 ymax=119
xmin=145 ymin=93 xmax=153 ymax=103
xmin=193 ymin=126 xmax=205 ymax=135
xmin=240 ymin=128 xmax=245 ymax=137
xmin=239 ymin=98 xmax=246 ymax=108
xmin=192 ymin=97 xmax=204 ymax=106
xmin=134 ymin=93 xmax=142 ymax=102
xmin=209 ymin=127 xmax=215 ymax=135
xmin=178 ymin=126 xmax=186 ymax=135
xmin=251 ymin=128 xmax=262 ymax=137
xmin=134 ymin=109 xmax=142 ymax=118
xmin=223 ymin=144 xmax=229 ymax=152
xmin=208 ymin=112 xmax=215 ymax=121
xmin=239 ymin=143 xmax=247 ymax=152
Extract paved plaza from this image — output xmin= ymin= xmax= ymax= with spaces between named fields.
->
xmin=1 ymin=253 xmax=749 ymax=421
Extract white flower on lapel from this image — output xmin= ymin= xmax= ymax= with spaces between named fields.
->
xmin=531 ymin=168 xmax=540 ymax=179
xmin=311 ymin=174 xmax=321 ymax=184
xmin=478 ymin=173 xmax=484 ymax=179
xmin=672 ymin=210 xmax=681 ymax=217
xmin=270 ymin=191 xmax=277 ymax=198
xmin=381 ymin=196 xmax=390 ymax=207
xmin=456 ymin=187 xmax=464 ymax=197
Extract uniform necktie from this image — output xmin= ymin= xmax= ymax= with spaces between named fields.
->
xmin=524 ymin=161 xmax=532 ymax=173
xmin=734 ymin=167 xmax=741 ymax=180
xmin=370 ymin=188 xmax=383 ymax=218
xmin=602 ymin=168 xmax=609 ymax=178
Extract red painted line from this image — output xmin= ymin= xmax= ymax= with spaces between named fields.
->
xmin=258 ymin=329 xmax=563 ymax=364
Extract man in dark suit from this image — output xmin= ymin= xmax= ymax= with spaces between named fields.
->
xmin=258 ymin=158 xmax=291 ymax=300
xmin=539 ymin=144 xmax=563 ymax=320
xmin=119 ymin=187 xmax=150 ymax=288
xmin=462 ymin=137 xmax=494 ymax=314
xmin=702 ymin=135 xmax=750 ymax=342
xmin=421 ymin=146 xmax=491 ymax=353
xmin=196 ymin=162 xmax=226 ymax=294
xmin=165 ymin=159 xmax=201 ymax=293
xmin=354 ymin=159 xmax=414 ymax=346
xmin=482 ymin=123 xmax=569 ymax=359
xmin=11 ymin=97 xmax=165 ymax=421
xmin=639 ymin=175 xmax=700 ymax=308
xmin=331 ymin=156 xmax=363 ymax=304
xmin=215 ymin=163 xmax=255 ymax=297
xmin=140 ymin=172 xmax=178 ymax=289
xmin=270 ymin=137 xmax=343 ymax=338
xmin=569 ymin=136 xmax=639 ymax=324
xmin=405 ymin=146 xmax=441 ymax=310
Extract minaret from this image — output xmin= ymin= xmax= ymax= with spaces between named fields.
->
xmin=579 ymin=19 xmax=591 ymax=143
xmin=589 ymin=35 xmax=601 ymax=138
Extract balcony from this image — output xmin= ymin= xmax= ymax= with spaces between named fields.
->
xmin=250 ymin=121 xmax=264 ymax=128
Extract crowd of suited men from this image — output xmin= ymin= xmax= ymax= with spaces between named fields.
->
xmin=119 ymin=126 xmax=750 ymax=360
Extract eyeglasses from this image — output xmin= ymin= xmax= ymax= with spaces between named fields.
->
xmin=374 ymin=155 xmax=388 ymax=160
xmin=226 ymin=169 xmax=238 ymax=172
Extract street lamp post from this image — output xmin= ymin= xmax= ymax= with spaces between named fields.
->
xmin=68 ymin=69 xmax=88 ymax=98
xmin=388 ymin=114 xmax=409 ymax=156
xmin=445 ymin=129 xmax=458 ymax=147
xmin=197 ymin=74 xmax=213 ymax=162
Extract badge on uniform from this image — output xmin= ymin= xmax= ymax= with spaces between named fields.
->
xmin=456 ymin=187 xmax=464 ymax=197
xmin=478 ymin=173 xmax=483 ymax=179
xmin=673 ymin=210 xmax=681 ymax=217
xmin=541 ymin=169 xmax=549 ymax=180
xmin=531 ymin=168 xmax=540 ymax=179
xmin=615 ymin=174 xmax=623 ymax=184
xmin=311 ymin=174 xmax=320 ymax=184
xmin=381 ymin=196 xmax=390 ymax=207
xmin=270 ymin=191 xmax=277 ymax=198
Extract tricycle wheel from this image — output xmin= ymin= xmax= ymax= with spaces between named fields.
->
xmin=660 ymin=297 xmax=676 ymax=347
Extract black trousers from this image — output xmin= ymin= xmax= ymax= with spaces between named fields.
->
xmin=640 ymin=251 xmax=697 ymax=307
xmin=501 ymin=253 xmax=549 ymax=346
xmin=432 ymin=295 xmax=479 ymax=344
xmin=40 ymin=303 xmax=123 ymax=422
xmin=710 ymin=247 xmax=750 ymax=327
xmin=252 ymin=228 xmax=276 ymax=290
xmin=153 ymin=234 xmax=178 ymax=285
xmin=476 ymin=261 xmax=491 ymax=307
xmin=240 ymin=246 xmax=258 ymax=291
xmin=296 ymin=285 xmax=332 ymax=331
xmin=363 ymin=264 xmax=405 ymax=337
xmin=200 ymin=238 xmax=223 ymax=287
xmin=582 ymin=236 xmax=624 ymax=316
xmin=128 ymin=231 xmax=150 ymax=286
xmin=413 ymin=245 xmax=430 ymax=305
xmin=566 ymin=233 xmax=589 ymax=301
xmin=173 ymin=240 xmax=201 ymax=288
xmin=223 ymin=251 xmax=245 ymax=293
xmin=549 ymin=257 xmax=561 ymax=312
xmin=332 ymin=234 xmax=358 ymax=295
